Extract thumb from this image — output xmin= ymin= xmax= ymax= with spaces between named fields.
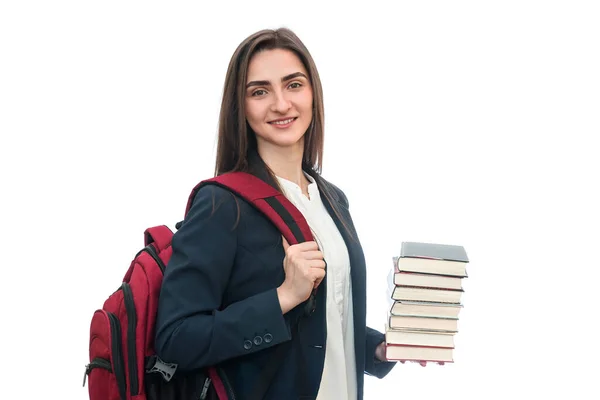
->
xmin=281 ymin=235 xmax=290 ymax=251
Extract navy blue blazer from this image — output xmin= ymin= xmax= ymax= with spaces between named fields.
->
xmin=155 ymin=174 xmax=396 ymax=399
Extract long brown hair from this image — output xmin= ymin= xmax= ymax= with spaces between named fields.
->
xmin=213 ymin=27 xmax=356 ymax=240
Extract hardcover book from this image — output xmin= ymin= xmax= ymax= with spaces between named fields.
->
xmin=390 ymin=300 xmax=463 ymax=319
xmin=385 ymin=327 xmax=455 ymax=348
xmin=386 ymin=344 xmax=454 ymax=363
xmin=392 ymin=285 xmax=463 ymax=304
xmin=385 ymin=242 xmax=469 ymax=363
xmin=388 ymin=315 xmax=458 ymax=332
xmin=398 ymin=242 xmax=469 ymax=277
xmin=393 ymin=271 xmax=463 ymax=290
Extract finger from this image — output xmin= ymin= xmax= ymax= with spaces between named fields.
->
xmin=282 ymin=236 xmax=290 ymax=251
xmin=438 ymin=362 xmax=445 ymax=366
xmin=400 ymin=360 xmax=406 ymax=364
xmin=313 ymin=276 xmax=324 ymax=289
xmin=313 ymin=264 xmax=328 ymax=286
xmin=309 ymin=259 xmax=326 ymax=269
xmin=294 ymin=241 xmax=319 ymax=251
xmin=419 ymin=361 xmax=427 ymax=367
xmin=301 ymin=250 xmax=324 ymax=260
xmin=310 ymin=269 xmax=326 ymax=283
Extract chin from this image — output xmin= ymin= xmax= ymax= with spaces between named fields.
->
xmin=274 ymin=132 xmax=306 ymax=148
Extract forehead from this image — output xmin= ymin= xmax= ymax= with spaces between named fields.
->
xmin=246 ymin=48 xmax=308 ymax=81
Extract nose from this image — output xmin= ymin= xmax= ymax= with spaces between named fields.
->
xmin=270 ymin=90 xmax=292 ymax=114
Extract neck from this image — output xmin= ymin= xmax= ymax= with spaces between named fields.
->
xmin=257 ymin=140 xmax=307 ymax=187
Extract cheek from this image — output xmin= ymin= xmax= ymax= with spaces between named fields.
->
xmin=245 ymin=102 xmax=262 ymax=125
xmin=301 ymin=91 xmax=314 ymax=115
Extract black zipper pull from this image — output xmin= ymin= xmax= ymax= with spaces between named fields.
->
xmin=83 ymin=358 xmax=112 ymax=387
xmin=199 ymin=377 xmax=212 ymax=399
xmin=83 ymin=364 xmax=90 ymax=387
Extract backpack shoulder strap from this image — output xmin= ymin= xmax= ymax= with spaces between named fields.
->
xmin=185 ymin=171 xmax=317 ymax=400
xmin=186 ymin=171 xmax=314 ymax=245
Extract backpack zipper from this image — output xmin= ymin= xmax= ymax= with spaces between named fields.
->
xmin=143 ymin=244 xmax=165 ymax=273
xmin=83 ymin=357 xmax=112 ymax=386
xmin=107 ymin=311 xmax=127 ymax=400
xmin=122 ymin=282 xmax=139 ymax=395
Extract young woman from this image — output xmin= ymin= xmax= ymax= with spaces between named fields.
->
xmin=155 ymin=27 xmax=396 ymax=400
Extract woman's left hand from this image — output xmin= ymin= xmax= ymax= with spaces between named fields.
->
xmin=375 ymin=341 xmax=387 ymax=362
xmin=399 ymin=360 xmax=445 ymax=367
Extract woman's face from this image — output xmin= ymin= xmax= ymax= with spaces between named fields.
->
xmin=244 ymin=48 xmax=313 ymax=153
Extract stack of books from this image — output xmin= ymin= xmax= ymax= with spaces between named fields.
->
xmin=385 ymin=241 xmax=469 ymax=364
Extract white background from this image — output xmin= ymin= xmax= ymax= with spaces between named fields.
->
xmin=1 ymin=1 xmax=599 ymax=399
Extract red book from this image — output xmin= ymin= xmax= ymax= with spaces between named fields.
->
xmin=385 ymin=344 xmax=454 ymax=363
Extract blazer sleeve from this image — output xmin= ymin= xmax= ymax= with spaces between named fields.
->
xmin=365 ymin=326 xmax=396 ymax=378
xmin=154 ymin=185 xmax=292 ymax=371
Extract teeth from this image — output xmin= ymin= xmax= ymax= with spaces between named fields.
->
xmin=272 ymin=118 xmax=294 ymax=125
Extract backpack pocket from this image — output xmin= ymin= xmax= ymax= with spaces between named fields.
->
xmin=87 ymin=309 xmax=127 ymax=400
xmin=122 ymin=282 xmax=140 ymax=395
xmin=83 ymin=358 xmax=112 ymax=398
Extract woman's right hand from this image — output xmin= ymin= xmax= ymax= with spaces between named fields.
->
xmin=276 ymin=236 xmax=326 ymax=314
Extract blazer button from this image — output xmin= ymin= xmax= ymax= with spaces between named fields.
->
xmin=243 ymin=340 xmax=252 ymax=350
xmin=253 ymin=336 xmax=263 ymax=346
xmin=264 ymin=333 xmax=273 ymax=343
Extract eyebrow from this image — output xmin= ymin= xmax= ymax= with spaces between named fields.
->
xmin=246 ymin=72 xmax=308 ymax=89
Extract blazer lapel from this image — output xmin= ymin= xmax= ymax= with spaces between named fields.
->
xmin=314 ymin=178 xmax=367 ymax=381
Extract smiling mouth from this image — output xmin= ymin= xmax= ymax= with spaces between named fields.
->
xmin=268 ymin=117 xmax=298 ymax=126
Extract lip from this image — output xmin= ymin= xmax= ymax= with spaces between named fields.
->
xmin=268 ymin=116 xmax=298 ymax=129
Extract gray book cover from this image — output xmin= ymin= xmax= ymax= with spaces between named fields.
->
xmin=400 ymin=242 xmax=469 ymax=263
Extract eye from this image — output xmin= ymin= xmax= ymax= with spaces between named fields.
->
xmin=288 ymin=82 xmax=302 ymax=89
xmin=251 ymin=89 xmax=267 ymax=97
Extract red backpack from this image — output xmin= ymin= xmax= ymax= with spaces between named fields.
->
xmin=83 ymin=172 xmax=315 ymax=400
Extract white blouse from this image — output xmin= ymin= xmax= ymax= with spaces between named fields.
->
xmin=276 ymin=173 xmax=357 ymax=400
